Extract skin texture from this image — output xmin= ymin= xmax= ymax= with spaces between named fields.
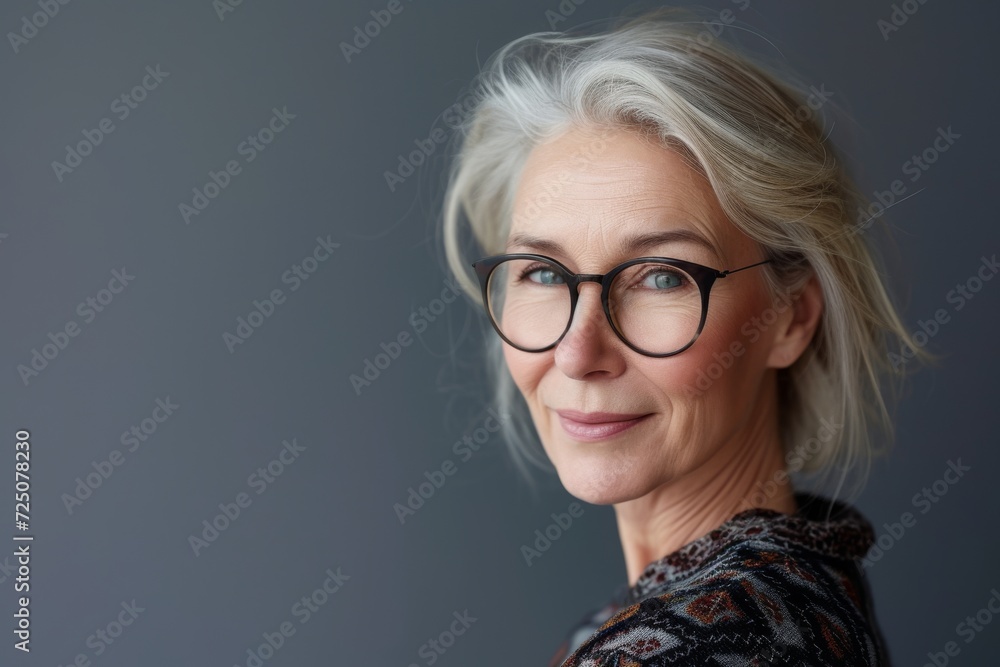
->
xmin=503 ymin=125 xmax=824 ymax=586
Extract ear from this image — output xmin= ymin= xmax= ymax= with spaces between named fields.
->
xmin=766 ymin=272 xmax=824 ymax=369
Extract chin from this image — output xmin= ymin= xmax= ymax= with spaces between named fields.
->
xmin=550 ymin=448 xmax=656 ymax=506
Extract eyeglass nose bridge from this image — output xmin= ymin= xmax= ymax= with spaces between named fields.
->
xmin=558 ymin=273 xmax=617 ymax=350
xmin=565 ymin=273 xmax=610 ymax=307
xmin=575 ymin=274 xmax=605 ymax=283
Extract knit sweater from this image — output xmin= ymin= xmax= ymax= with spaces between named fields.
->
xmin=548 ymin=493 xmax=890 ymax=666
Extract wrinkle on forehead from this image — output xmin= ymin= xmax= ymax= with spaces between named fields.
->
xmin=509 ymin=127 xmax=738 ymax=271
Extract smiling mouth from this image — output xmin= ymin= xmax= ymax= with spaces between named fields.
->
xmin=554 ymin=410 xmax=652 ymax=442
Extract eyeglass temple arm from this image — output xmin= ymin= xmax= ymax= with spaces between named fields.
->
xmin=717 ymin=258 xmax=774 ymax=278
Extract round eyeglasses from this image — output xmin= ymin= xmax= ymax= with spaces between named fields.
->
xmin=471 ymin=253 xmax=774 ymax=358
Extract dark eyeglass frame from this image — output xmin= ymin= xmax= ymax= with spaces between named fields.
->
xmin=471 ymin=253 xmax=774 ymax=358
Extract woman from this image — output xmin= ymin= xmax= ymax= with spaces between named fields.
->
xmin=438 ymin=7 xmax=928 ymax=665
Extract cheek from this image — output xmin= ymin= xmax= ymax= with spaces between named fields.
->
xmin=502 ymin=346 xmax=546 ymax=396
xmin=671 ymin=297 xmax=771 ymax=397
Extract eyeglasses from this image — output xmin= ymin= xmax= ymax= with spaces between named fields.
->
xmin=471 ymin=253 xmax=774 ymax=358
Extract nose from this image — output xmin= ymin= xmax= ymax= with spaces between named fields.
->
xmin=552 ymin=281 xmax=625 ymax=378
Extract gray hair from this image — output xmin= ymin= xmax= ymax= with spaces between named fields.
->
xmin=436 ymin=6 xmax=934 ymax=500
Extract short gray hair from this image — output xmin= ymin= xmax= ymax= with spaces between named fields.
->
xmin=436 ymin=6 xmax=933 ymax=499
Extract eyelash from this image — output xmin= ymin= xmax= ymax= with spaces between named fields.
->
xmin=514 ymin=263 xmax=692 ymax=290
xmin=632 ymin=265 xmax=691 ymax=290
xmin=515 ymin=263 xmax=558 ymax=282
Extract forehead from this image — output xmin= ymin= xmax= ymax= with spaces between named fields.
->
xmin=507 ymin=126 xmax=743 ymax=268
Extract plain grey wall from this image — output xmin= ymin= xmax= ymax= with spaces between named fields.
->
xmin=1 ymin=0 xmax=997 ymax=665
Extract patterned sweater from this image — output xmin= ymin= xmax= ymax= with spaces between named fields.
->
xmin=548 ymin=493 xmax=890 ymax=666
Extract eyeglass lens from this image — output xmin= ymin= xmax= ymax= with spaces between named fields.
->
xmin=486 ymin=257 xmax=703 ymax=354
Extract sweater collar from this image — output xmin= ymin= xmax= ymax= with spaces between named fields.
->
xmin=624 ymin=492 xmax=875 ymax=604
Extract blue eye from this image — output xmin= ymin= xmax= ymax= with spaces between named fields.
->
xmin=641 ymin=269 xmax=683 ymax=290
xmin=519 ymin=264 xmax=565 ymax=285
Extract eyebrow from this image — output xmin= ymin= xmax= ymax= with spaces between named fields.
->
xmin=505 ymin=228 xmax=721 ymax=262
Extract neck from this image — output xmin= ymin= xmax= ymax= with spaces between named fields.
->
xmin=611 ymin=388 xmax=796 ymax=588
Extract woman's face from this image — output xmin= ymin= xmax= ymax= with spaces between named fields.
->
xmin=503 ymin=126 xmax=796 ymax=505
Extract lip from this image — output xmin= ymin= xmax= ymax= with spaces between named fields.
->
xmin=554 ymin=409 xmax=652 ymax=442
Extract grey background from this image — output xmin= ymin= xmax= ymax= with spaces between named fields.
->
xmin=0 ymin=0 xmax=997 ymax=665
